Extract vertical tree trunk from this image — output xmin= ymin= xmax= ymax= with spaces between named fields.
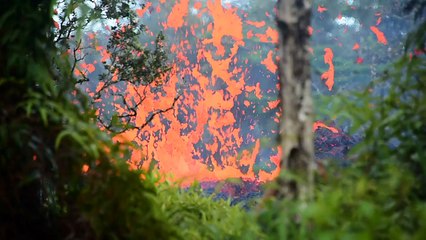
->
xmin=275 ymin=0 xmax=314 ymax=201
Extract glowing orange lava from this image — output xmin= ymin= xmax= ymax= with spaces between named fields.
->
xmin=261 ymin=51 xmax=277 ymax=74
xmin=321 ymin=48 xmax=335 ymax=91
xmin=317 ymin=5 xmax=328 ymax=13
xmin=313 ymin=121 xmax=339 ymax=133
xmin=72 ymin=0 xmax=394 ymax=185
xmin=370 ymin=26 xmax=388 ymax=45
xmin=352 ymin=43 xmax=360 ymax=50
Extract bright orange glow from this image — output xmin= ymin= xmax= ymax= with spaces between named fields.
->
xmin=246 ymin=20 xmax=266 ymax=28
xmin=194 ymin=2 xmax=202 ymax=9
xmin=308 ymin=26 xmax=314 ymax=36
xmin=317 ymin=5 xmax=328 ymax=13
xmin=376 ymin=16 xmax=382 ymax=25
xmin=204 ymin=0 xmax=244 ymax=56
xmin=313 ymin=121 xmax=339 ymax=133
xmin=82 ymin=164 xmax=90 ymax=173
xmin=352 ymin=43 xmax=360 ymax=50
xmin=321 ymin=48 xmax=335 ymax=91
xmin=261 ymin=51 xmax=277 ymax=73
xmin=136 ymin=2 xmax=152 ymax=17
xmin=75 ymin=1 xmax=365 ymax=185
xmin=116 ymin=0 xmax=259 ymax=184
xmin=167 ymin=0 xmax=189 ymax=29
xmin=370 ymin=26 xmax=388 ymax=45
xmin=255 ymin=27 xmax=278 ymax=43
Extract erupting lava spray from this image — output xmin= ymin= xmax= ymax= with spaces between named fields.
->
xmin=121 ymin=0 xmax=282 ymax=183
xmin=76 ymin=0 xmax=390 ymax=184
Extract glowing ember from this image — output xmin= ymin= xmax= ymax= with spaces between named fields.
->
xmin=352 ymin=43 xmax=360 ymax=50
xmin=136 ymin=4 xmax=151 ymax=17
xmin=317 ymin=5 xmax=328 ymax=13
xmin=261 ymin=51 xmax=277 ymax=74
xmin=313 ymin=121 xmax=339 ymax=134
xmin=321 ymin=48 xmax=335 ymax=91
xmin=370 ymin=26 xmax=388 ymax=45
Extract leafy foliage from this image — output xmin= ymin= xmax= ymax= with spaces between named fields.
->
xmin=259 ymin=164 xmax=426 ymax=239
xmin=54 ymin=0 xmax=173 ymax=133
xmin=0 ymin=0 xmax=178 ymax=238
xmin=2 ymin=0 xmax=426 ymax=239
xmin=156 ymin=180 xmax=264 ymax=240
xmin=0 ymin=1 xmax=261 ymax=239
xmin=258 ymin=7 xmax=426 ymax=239
xmin=259 ymin=65 xmax=426 ymax=237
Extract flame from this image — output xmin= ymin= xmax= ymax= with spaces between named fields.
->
xmin=308 ymin=26 xmax=314 ymax=36
xmin=204 ymin=0 xmax=244 ymax=56
xmin=119 ymin=0 xmax=271 ymax=184
xmin=261 ymin=51 xmax=277 ymax=74
xmin=71 ymin=0 xmax=390 ymax=185
xmin=370 ymin=26 xmax=388 ymax=45
xmin=136 ymin=2 xmax=152 ymax=17
xmin=321 ymin=48 xmax=335 ymax=91
xmin=167 ymin=0 xmax=189 ymax=29
xmin=246 ymin=20 xmax=266 ymax=28
xmin=317 ymin=5 xmax=328 ymax=13
xmin=313 ymin=121 xmax=339 ymax=134
xmin=352 ymin=43 xmax=360 ymax=50
xmin=376 ymin=16 xmax=382 ymax=26
xmin=82 ymin=164 xmax=90 ymax=173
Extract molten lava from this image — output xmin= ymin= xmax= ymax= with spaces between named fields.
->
xmin=72 ymin=0 xmax=394 ymax=185
xmin=370 ymin=26 xmax=388 ymax=45
xmin=321 ymin=48 xmax=335 ymax=91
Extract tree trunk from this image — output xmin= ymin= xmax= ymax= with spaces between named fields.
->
xmin=275 ymin=0 xmax=314 ymax=201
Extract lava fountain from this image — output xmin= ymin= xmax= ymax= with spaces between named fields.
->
xmin=70 ymin=0 xmax=392 ymax=185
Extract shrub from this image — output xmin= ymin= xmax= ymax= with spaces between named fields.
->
xmin=258 ymin=18 xmax=426 ymax=240
xmin=156 ymin=179 xmax=264 ymax=240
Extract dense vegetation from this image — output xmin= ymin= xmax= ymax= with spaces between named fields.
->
xmin=1 ymin=0 xmax=425 ymax=239
xmin=259 ymin=53 xmax=426 ymax=239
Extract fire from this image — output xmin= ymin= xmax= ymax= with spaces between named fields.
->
xmin=321 ymin=48 xmax=335 ymax=91
xmin=113 ymin=0 xmax=270 ymax=184
xmin=308 ymin=26 xmax=314 ymax=36
xmin=136 ymin=2 xmax=152 ymax=17
xmin=261 ymin=51 xmax=277 ymax=74
xmin=204 ymin=0 xmax=244 ymax=56
xmin=317 ymin=5 xmax=328 ymax=13
xmin=370 ymin=26 xmax=388 ymax=45
xmin=313 ymin=121 xmax=339 ymax=134
xmin=167 ymin=0 xmax=189 ymax=29
xmin=70 ymin=0 xmax=392 ymax=185
xmin=352 ymin=43 xmax=360 ymax=50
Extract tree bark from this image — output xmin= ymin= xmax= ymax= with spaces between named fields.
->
xmin=274 ymin=0 xmax=314 ymax=201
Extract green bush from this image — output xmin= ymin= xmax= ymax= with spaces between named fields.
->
xmin=4 ymin=1 xmax=425 ymax=239
xmin=0 ymin=1 xmax=177 ymax=239
xmin=156 ymin=179 xmax=264 ymax=240
xmin=0 ymin=2 xmax=263 ymax=239
xmin=258 ymin=30 xmax=426 ymax=240
xmin=259 ymin=164 xmax=426 ymax=240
